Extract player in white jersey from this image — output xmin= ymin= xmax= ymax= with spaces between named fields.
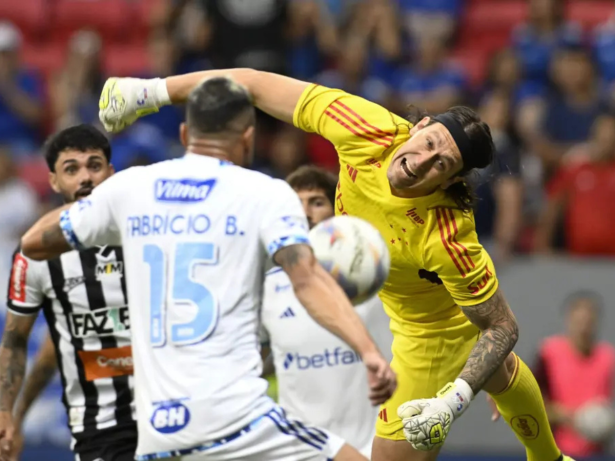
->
xmin=18 ymin=77 xmax=396 ymax=461
xmin=261 ymin=166 xmax=393 ymax=458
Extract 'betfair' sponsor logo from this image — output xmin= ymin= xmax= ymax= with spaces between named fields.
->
xmin=283 ymin=347 xmax=361 ymax=370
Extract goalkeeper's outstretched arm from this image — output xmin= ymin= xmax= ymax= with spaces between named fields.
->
xmin=99 ymin=69 xmax=309 ymax=133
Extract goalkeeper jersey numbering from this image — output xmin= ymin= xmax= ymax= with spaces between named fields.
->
xmin=293 ymin=84 xmax=498 ymax=331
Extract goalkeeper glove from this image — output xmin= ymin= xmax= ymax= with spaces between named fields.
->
xmin=98 ymin=77 xmax=171 ymax=133
xmin=397 ymin=379 xmax=474 ymax=451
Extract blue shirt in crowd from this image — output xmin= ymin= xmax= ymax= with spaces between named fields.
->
xmin=0 ymin=69 xmax=43 ymax=155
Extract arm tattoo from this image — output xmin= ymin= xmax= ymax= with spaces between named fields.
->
xmin=41 ymin=225 xmax=67 ymax=249
xmin=458 ymin=289 xmax=519 ymax=394
xmin=274 ymin=244 xmax=311 ymax=270
xmin=0 ymin=322 xmax=29 ymax=412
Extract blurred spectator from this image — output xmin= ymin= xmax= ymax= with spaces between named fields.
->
xmin=527 ymin=47 xmax=604 ymax=178
xmin=512 ymin=0 xmax=582 ymax=85
xmin=0 ymin=22 xmax=44 ymax=157
xmin=172 ymin=0 xmax=289 ymax=73
xmin=593 ymin=10 xmax=615 ymax=110
xmin=535 ymin=114 xmax=615 ymax=256
xmin=110 ymin=123 xmax=172 ymax=172
xmin=268 ymin=126 xmax=308 ymax=178
xmin=398 ymin=0 xmax=462 ymax=44
xmin=49 ymin=30 xmax=103 ymax=130
xmin=286 ymin=0 xmax=339 ymax=80
xmin=0 ymin=147 xmax=39 ymax=295
xmin=534 ymin=292 xmax=615 ymax=457
xmin=391 ymin=36 xmax=465 ymax=115
xmin=316 ymin=36 xmax=389 ymax=107
xmin=474 ymin=90 xmax=523 ymax=265
xmin=483 ymin=48 xmax=545 ymax=108
xmin=138 ymin=29 xmax=185 ymax=145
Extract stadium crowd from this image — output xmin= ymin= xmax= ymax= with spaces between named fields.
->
xmin=2 ymin=0 xmax=615 ymax=276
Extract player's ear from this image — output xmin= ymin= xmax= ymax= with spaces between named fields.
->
xmin=409 ymin=117 xmax=431 ymax=135
xmin=108 ymin=163 xmax=115 ymax=176
xmin=242 ymin=125 xmax=255 ymax=150
xmin=179 ymin=123 xmax=188 ymax=147
xmin=48 ymin=172 xmax=61 ymax=194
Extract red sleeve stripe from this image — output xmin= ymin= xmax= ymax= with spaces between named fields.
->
xmin=441 ymin=208 xmax=473 ymax=273
xmin=436 ymin=208 xmax=466 ymax=277
xmin=329 ymin=102 xmax=394 ymax=144
xmin=332 ymin=101 xmax=395 ymax=142
xmin=446 ymin=208 xmax=475 ymax=269
xmin=324 ymin=110 xmax=390 ymax=147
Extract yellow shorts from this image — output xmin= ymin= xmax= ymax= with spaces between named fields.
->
xmin=375 ymin=318 xmax=480 ymax=440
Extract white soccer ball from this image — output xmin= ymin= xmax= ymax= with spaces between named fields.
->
xmin=574 ymin=402 xmax=615 ymax=443
xmin=309 ymin=216 xmax=390 ymax=305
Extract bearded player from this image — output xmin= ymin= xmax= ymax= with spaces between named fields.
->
xmin=96 ymin=71 xmax=574 ymax=461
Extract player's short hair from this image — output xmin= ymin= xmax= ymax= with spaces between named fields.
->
xmin=186 ymin=76 xmax=255 ymax=135
xmin=563 ymin=290 xmax=604 ymax=316
xmin=44 ymin=124 xmax=111 ymax=172
xmin=286 ymin=165 xmax=338 ymax=206
xmin=406 ymin=105 xmax=495 ymax=211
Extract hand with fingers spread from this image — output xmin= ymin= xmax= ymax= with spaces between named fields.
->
xmin=363 ymin=351 xmax=397 ymax=406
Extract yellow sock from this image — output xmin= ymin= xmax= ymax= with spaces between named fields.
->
xmin=489 ymin=354 xmax=562 ymax=461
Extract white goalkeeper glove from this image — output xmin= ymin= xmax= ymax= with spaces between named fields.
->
xmin=397 ymin=379 xmax=474 ymax=451
xmin=98 ymin=77 xmax=171 ymax=133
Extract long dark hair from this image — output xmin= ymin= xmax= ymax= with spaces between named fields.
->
xmin=405 ymin=105 xmax=495 ymax=211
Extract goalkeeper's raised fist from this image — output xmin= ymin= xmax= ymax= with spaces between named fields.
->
xmin=98 ymin=77 xmax=170 ymax=133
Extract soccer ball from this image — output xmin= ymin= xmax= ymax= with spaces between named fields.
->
xmin=574 ymin=402 xmax=615 ymax=443
xmin=309 ymin=216 xmax=390 ymax=305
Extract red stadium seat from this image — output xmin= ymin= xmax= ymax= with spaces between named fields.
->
xmin=0 ymin=0 xmax=49 ymax=40
xmin=566 ymin=1 xmax=614 ymax=30
xmin=462 ymin=1 xmax=527 ymax=33
xmin=51 ymin=0 xmax=130 ymax=41
xmin=103 ymin=43 xmax=149 ymax=76
xmin=21 ymin=42 xmax=66 ymax=78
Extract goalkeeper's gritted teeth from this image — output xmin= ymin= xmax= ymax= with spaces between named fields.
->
xmin=401 ymin=158 xmax=417 ymax=180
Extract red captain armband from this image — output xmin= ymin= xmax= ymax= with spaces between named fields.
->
xmin=9 ymin=253 xmax=28 ymax=302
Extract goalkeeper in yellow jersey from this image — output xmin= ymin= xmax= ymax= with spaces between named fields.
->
xmin=98 ymin=71 xmax=575 ymax=461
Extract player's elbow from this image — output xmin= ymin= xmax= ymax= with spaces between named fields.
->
xmin=20 ymin=237 xmax=44 ymax=261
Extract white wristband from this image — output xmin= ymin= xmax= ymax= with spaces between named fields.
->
xmin=437 ymin=379 xmax=474 ymax=419
xmin=154 ymin=78 xmax=171 ymax=107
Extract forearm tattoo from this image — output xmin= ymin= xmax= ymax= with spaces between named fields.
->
xmin=0 ymin=322 xmax=29 ymax=412
xmin=459 ymin=289 xmax=519 ymax=394
xmin=275 ymin=244 xmax=311 ymax=270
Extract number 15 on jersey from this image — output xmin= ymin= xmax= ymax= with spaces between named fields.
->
xmin=143 ymin=243 xmax=219 ymax=348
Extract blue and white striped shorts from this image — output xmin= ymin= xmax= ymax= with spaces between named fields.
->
xmin=140 ymin=406 xmax=345 ymax=461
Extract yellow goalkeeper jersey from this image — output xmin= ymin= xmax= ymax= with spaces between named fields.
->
xmin=293 ymin=84 xmax=498 ymax=336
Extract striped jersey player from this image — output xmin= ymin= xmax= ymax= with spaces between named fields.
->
xmin=0 ymin=125 xmax=137 ymax=461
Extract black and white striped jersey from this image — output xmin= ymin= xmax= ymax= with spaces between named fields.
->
xmin=6 ymin=245 xmax=135 ymax=442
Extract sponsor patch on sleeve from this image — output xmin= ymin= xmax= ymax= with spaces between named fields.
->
xmin=9 ymin=254 xmax=28 ymax=302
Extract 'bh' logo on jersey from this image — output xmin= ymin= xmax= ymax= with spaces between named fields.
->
xmin=151 ymin=401 xmax=191 ymax=434
xmin=155 ymin=178 xmax=217 ymax=203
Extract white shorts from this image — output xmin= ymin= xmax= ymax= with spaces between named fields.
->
xmin=139 ymin=406 xmax=345 ymax=461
